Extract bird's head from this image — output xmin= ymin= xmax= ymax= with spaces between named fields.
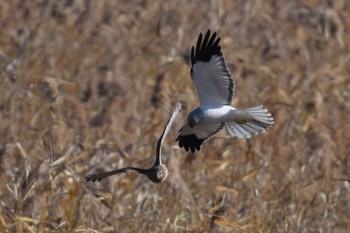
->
xmin=145 ymin=164 xmax=168 ymax=183
xmin=187 ymin=110 xmax=203 ymax=128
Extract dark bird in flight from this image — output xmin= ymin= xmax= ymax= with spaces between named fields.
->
xmin=177 ymin=30 xmax=274 ymax=152
xmin=85 ymin=100 xmax=184 ymax=183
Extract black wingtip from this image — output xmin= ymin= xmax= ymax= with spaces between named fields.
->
xmin=191 ymin=46 xmax=195 ymax=65
xmin=85 ymin=175 xmax=97 ymax=182
xmin=176 ymin=134 xmax=204 ymax=153
xmin=201 ymin=30 xmax=211 ymax=50
xmin=191 ymin=30 xmax=222 ymax=65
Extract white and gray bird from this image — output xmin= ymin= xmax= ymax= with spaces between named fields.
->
xmin=86 ymin=100 xmax=184 ymax=183
xmin=176 ymin=30 xmax=274 ymax=152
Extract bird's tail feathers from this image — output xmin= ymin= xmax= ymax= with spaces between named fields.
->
xmin=225 ymin=105 xmax=274 ymax=138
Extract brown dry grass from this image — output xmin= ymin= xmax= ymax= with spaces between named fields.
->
xmin=1 ymin=0 xmax=350 ymax=232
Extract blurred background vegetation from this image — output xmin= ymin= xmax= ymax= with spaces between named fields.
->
xmin=0 ymin=0 xmax=349 ymax=232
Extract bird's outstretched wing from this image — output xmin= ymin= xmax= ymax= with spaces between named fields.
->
xmin=85 ymin=166 xmax=152 ymax=182
xmin=85 ymin=168 xmax=128 ymax=182
xmin=154 ymin=100 xmax=185 ymax=164
xmin=191 ymin=30 xmax=234 ymax=106
xmin=176 ymin=122 xmax=224 ymax=152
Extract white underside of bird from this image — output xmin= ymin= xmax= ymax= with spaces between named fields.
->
xmin=180 ymin=104 xmax=273 ymax=139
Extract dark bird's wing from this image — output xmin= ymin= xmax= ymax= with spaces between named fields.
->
xmin=154 ymin=100 xmax=185 ymax=164
xmin=85 ymin=167 xmax=152 ymax=182
xmin=176 ymin=122 xmax=224 ymax=152
xmin=191 ymin=30 xmax=235 ymax=105
xmin=85 ymin=168 xmax=128 ymax=182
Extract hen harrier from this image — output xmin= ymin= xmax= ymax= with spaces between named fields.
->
xmin=85 ymin=100 xmax=184 ymax=183
xmin=177 ymin=30 xmax=274 ymax=152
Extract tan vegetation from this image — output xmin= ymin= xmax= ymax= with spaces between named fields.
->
xmin=0 ymin=0 xmax=349 ymax=232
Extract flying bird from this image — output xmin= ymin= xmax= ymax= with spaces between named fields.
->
xmin=177 ymin=30 xmax=274 ymax=152
xmin=85 ymin=100 xmax=184 ymax=183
